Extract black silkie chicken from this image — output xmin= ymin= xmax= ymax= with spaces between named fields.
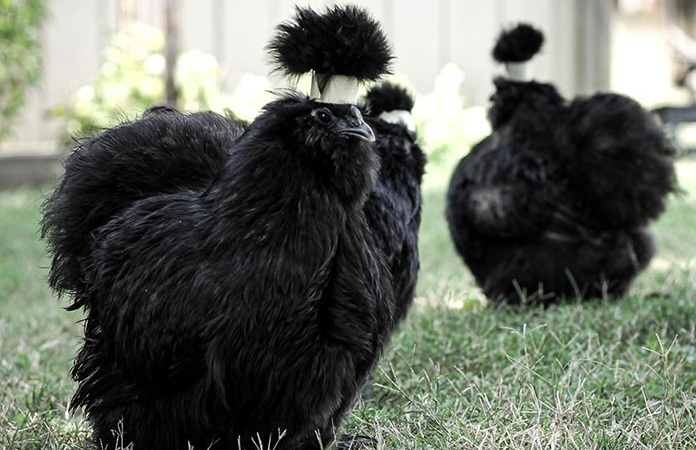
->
xmin=446 ymin=24 xmax=677 ymax=304
xmin=362 ymin=82 xmax=426 ymax=323
xmin=42 ymin=6 xmax=396 ymax=450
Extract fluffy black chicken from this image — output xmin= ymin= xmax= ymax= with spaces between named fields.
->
xmin=446 ymin=24 xmax=677 ymax=304
xmin=362 ymin=82 xmax=426 ymax=323
xmin=42 ymin=106 xmax=245 ymax=299
xmin=42 ymin=6 xmax=395 ymax=450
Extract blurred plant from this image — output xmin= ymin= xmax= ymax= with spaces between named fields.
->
xmin=410 ymin=63 xmax=490 ymax=166
xmin=0 ymin=0 xmax=48 ymax=139
xmin=228 ymin=73 xmax=273 ymax=122
xmin=53 ymin=23 xmax=273 ymax=148
xmin=54 ymin=32 xmax=488 ymax=164
xmin=51 ymin=24 xmax=165 ymax=145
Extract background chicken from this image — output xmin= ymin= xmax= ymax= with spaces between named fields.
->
xmin=42 ymin=5 xmax=395 ymax=450
xmin=362 ymin=82 xmax=426 ymax=323
xmin=446 ymin=24 xmax=677 ymax=304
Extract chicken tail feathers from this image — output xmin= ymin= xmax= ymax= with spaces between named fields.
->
xmin=41 ymin=107 xmax=243 ymax=299
xmin=555 ymin=93 xmax=678 ymax=228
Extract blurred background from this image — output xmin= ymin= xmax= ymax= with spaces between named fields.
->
xmin=1 ymin=0 xmax=695 ymax=188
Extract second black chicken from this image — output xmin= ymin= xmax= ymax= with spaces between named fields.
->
xmin=363 ymin=82 xmax=426 ymax=323
xmin=446 ymin=24 xmax=677 ymax=304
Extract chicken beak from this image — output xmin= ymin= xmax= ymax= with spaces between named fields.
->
xmin=338 ymin=110 xmax=376 ymax=142
xmin=339 ymin=122 xmax=375 ymax=142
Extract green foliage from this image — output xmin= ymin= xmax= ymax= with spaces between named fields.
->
xmin=1 ymin=161 xmax=694 ymax=449
xmin=380 ymin=64 xmax=489 ymax=167
xmin=0 ymin=0 xmax=48 ymax=139
xmin=51 ymin=24 xmax=165 ymax=145
xmin=411 ymin=64 xmax=490 ymax=166
xmin=53 ymin=23 xmax=273 ymax=148
xmin=54 ymin=34 xmax=486 ymax=164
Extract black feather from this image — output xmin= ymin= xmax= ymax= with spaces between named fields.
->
xmin=41 ymin=95 xmax=397 ymax=449
xmin=492 ymin=23 xmax=544 ymax=63
xmin=364 ymin=82 xmax=415 ymax=116
xmin=554 ymin=93 xmax=678 ymax=229
xmin=267 ymin=5 xmax=392 ymax=82
xmin=41 ymin=107 xmax=244 ymax=301
xmin=446 ymin=35 xmax=676 ymax=305
xmin=363 ymin=82 xmax=426 ymax=323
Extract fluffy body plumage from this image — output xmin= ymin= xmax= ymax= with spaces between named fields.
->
xmin=267 ymin=5 xmax=392 ymax=85
xmin=43 ymin=106 xmax=245 ymax=299
xmin=363 ymin=82 xmax=426 ymax=322
xmin=42 ymin=96 xmax=395 ymax=449
xmin=446 ymin=25 xmax=677 ymax=304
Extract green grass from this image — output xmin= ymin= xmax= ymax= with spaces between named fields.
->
xmin=1 ymin=161 xmax=695 ymax=449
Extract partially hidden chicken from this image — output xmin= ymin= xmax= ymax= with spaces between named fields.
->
xmin=363 ymin=82 xmax=426 ymax=323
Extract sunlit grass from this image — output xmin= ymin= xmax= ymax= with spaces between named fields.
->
xmin=0 ymin=160 xmax=694 ymax=449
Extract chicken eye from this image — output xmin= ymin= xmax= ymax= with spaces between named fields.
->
xmin=313 ymin=109 xmax=333 ymax=124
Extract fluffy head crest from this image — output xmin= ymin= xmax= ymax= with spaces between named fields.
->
xmin=492 ymin=23 xmax=544 ymax=81
xmin=364 ymin=82 xmax=416 ymax=132
xmin=492 ymin=23 xmax=544 ymax=63
xmin=267 ymin=5 xmax=392 ymax=103
xmin=365 ymin=82 xmax=415 ymax=116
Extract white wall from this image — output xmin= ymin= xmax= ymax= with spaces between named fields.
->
xmin=4 ymin=0 xmax=586 ymax=150
xmin=611 ymin=2 xmax=691 ymax=108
